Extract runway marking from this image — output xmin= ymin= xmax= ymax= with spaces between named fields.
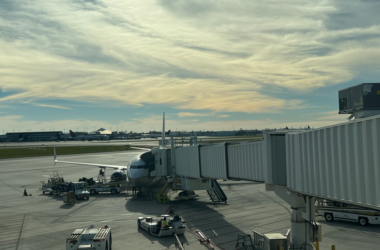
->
xmin=0 ymin=180 xmax=23 ymax=194
xmin=0 ymin=214 xmax=25 ymax=250
xmin=15 ymin=214 xmax=25 ymax=250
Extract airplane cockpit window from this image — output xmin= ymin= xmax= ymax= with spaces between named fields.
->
xmin=130 ymin=165 xmax=145 ymax=169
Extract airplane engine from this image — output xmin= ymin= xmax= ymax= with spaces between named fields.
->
xmin=110 ymin=170 xmax=127 ymax=182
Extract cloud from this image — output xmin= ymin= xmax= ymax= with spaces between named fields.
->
xmin=33 ymin=103 xmax=71 ymax=110
xmin=1 ymin=0 xmax=380 ymax=116
xmin=177 ymin=112 xmax=211 ymax=117
xmin=0 ymin=41 xmax=301 ymax=113
xmin=316 ymin=110 xmax=350 ymax=121
xmin=218 ymin=115 xmax=229 ymax=118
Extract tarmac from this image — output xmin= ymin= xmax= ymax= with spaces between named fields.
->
xmin=0 ymin=151 xmax=379 ymax=250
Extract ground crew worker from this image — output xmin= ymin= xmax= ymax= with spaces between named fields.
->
xmin=99 ymin=169 xmax=104 ymax=176
xmin=162 ymin=217 xmax=167 ymax=228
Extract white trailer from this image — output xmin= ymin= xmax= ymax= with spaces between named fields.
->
xmin=66 ymin=225 xmax=112 ymax=250
xmin=318 ymin=207 xmax=380 ymax=226
xmin=88 ymin=183 xmax=122 ymax=195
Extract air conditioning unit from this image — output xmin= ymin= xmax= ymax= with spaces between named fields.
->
xmin=263 ymin=233 xmax=287 ymax=250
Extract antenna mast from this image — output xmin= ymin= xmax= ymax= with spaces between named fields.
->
xmin=161 ymin=112 xmax=165 ymax=148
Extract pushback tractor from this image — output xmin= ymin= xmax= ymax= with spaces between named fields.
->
xmin=66 ymin=225 xmax=112 ymax=250
xmin=137 ymin=214 xmax=186 ymax=237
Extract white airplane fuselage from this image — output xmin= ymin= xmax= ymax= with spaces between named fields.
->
xmin=127 ymin=153 xmax=165 ymax=189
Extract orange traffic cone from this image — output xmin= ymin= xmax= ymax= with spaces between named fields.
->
xmin=168 ymin=204 xmax=174 ymax=214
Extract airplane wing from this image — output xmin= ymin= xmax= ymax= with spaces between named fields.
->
xmin=53 ymin=147 xmax=128 ymax=170
xmin=130 ymin=147 xmax=152 ymax=151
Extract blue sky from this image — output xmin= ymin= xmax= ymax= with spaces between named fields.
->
xmin=1 ymin=0 xmax=380 ymax=133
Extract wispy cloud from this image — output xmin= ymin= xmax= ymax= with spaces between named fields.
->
xmin=316 ymin=111 xmax=350 ymax=121
xmin=1 ymin=0 xmax=378 ymax=114
xmin=178 ymin=112 xmax=211 ymax=117
xmin=33 ymin=103 xmax=71 ymax=110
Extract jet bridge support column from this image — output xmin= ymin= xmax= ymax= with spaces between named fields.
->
xmin=266 ymin=184 xmax=315 ymax=248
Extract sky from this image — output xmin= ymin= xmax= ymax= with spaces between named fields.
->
xmin=1 ymin=0 xmax=380 ymax=134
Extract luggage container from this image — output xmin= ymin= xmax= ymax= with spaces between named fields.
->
xmin=63 ymin=191 xmax=76 ymax=205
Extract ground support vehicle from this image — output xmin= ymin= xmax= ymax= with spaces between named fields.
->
xmin=71 ymin=182 xmax=90 ymax=199
xmin=196 ymin=229 xmax=215 ymax=250
xmin=63 ymin=191 xmax=76 ymax=205
xmin=40 ymin=181 xmax=53 ymax=194
xmin=88 ymin=183 xmax=122 ymax=195
xmin=137 ymin=214 xmax=186 ymax=237
xmin=318 ymin=207 xmax=380 ymax=226
xmin=40 ymin=171 xmax=67 ymax=196
xmin=174 ymin=190 xmax=199 ymax=201
xmin=66 ymin=225 xmax=112 ymax=250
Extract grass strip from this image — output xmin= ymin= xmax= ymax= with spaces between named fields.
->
xmin=0 ymin=146 xmax=137 ymax=159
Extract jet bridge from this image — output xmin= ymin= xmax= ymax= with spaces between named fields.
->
xmin=150 ymin=84 xmax=380 ymax=248
xmin=165 ymin=115 xmax=380 ymax=209
xmin=151 ymin=113 xmax=380 ymax=248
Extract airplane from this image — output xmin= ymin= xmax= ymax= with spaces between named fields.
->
xmin=69 ymin=130 xmax=109 ymax=141
xmin=140 ymin=130 xmax=171 ymax=139
xmin=54 ymin=113 xmax=170 ymax=195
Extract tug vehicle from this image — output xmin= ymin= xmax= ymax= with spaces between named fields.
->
xmin=70 ymin=182 xmax=90 ymax=199
xmin=66 ymin=225 xmax=112 ymax=250
xmin=137 ymin=214 xmax=186 ymax=236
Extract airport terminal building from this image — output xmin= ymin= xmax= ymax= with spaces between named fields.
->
xmin=5 ymin=131 xmax=64 ymax=142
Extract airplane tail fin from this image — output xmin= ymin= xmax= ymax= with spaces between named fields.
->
xmin=69 ymin=130 xmax=77 ymax=137
xmin=166 ymin=130 xmax=171 ymax=135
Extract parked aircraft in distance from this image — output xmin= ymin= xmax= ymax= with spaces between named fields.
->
xmin=141 ymin=130 xmax=170 ymax=139
xmin=69 ymin=130 xmax=109 ymax=141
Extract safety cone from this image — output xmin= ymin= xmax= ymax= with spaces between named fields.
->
xmin=168 ymin=204 xmax=174 ymax=214
xmin=23 ymin=189 xmax=28 ymax=196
